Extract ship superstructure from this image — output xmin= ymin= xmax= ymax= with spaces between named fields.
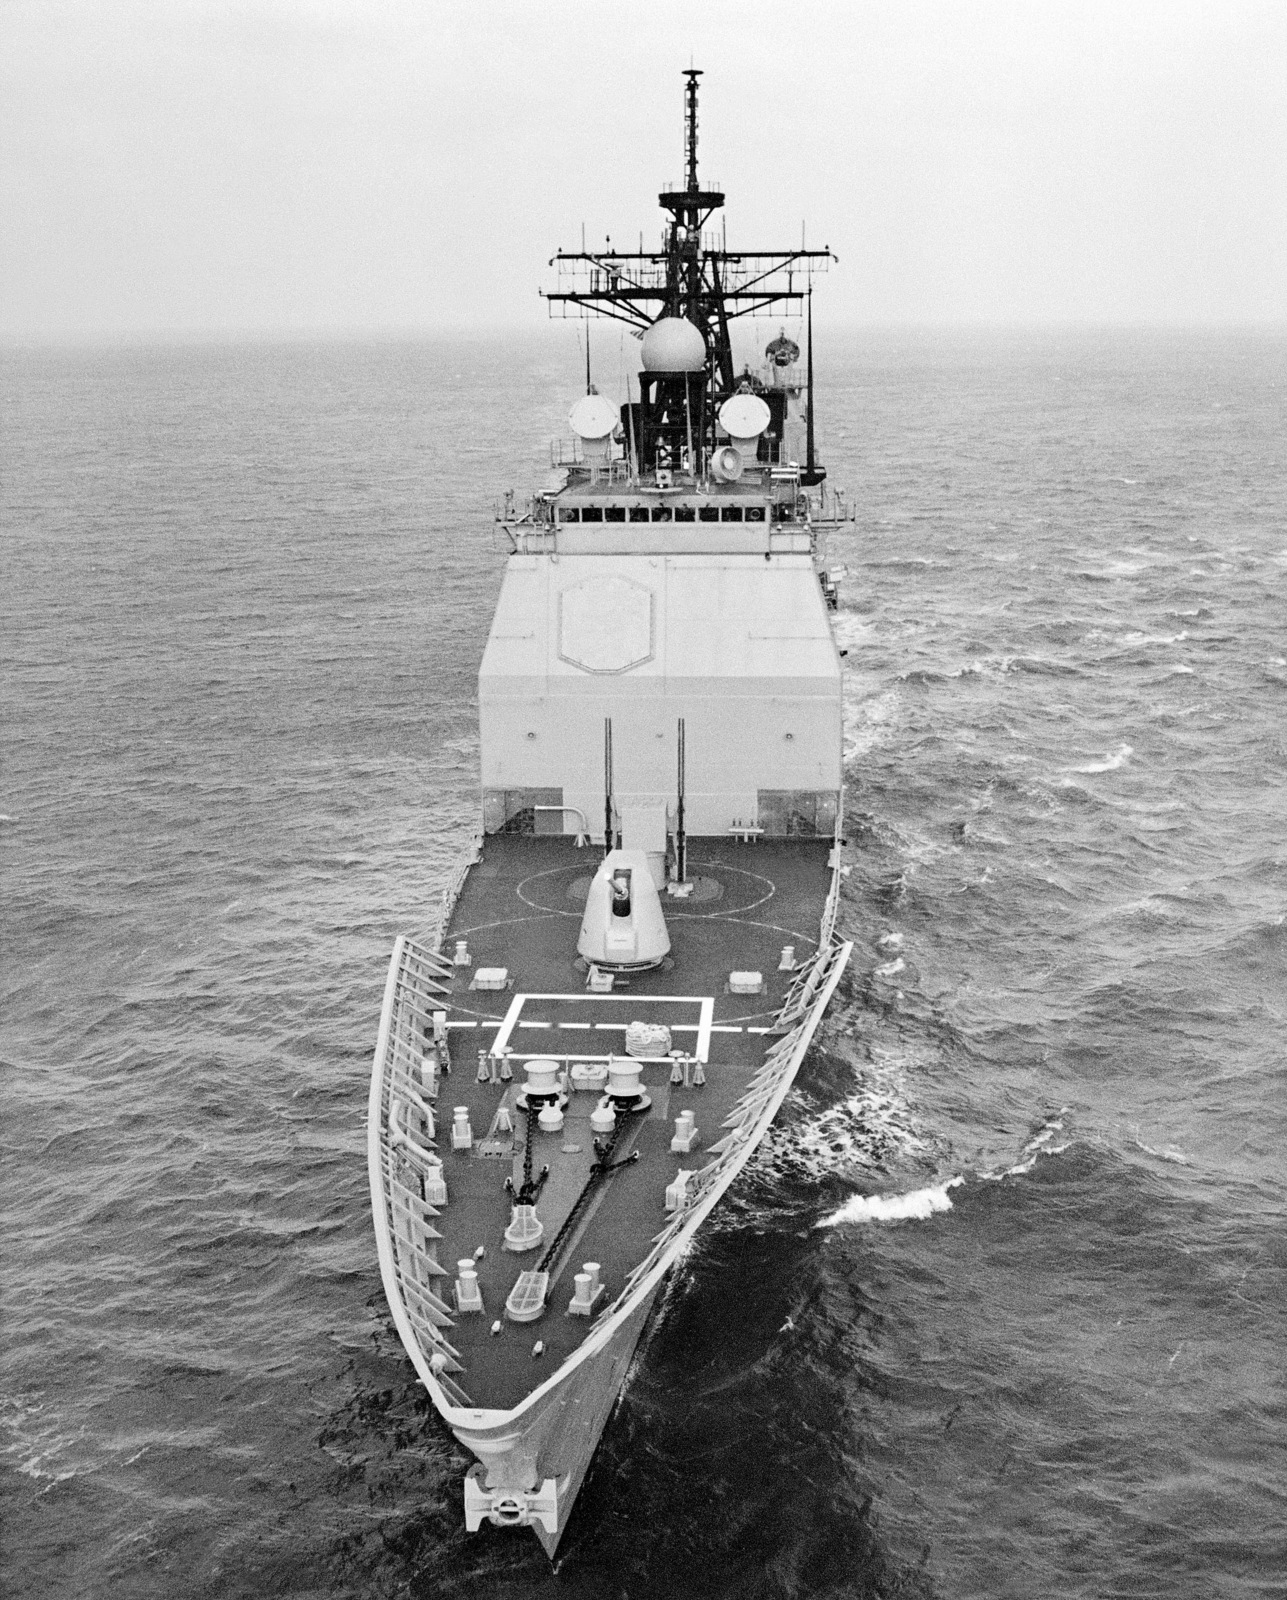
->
xmin=369 ymin=70 xmax=854 ymax=1556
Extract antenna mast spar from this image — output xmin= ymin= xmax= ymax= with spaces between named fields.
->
xmin=684 ymin=66 xmax=700 ymax=192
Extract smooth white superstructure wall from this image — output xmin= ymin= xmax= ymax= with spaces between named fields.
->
xmin=478 ymin=551 xmax=842 ymax=836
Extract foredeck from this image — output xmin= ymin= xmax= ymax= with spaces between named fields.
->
xmin=422 ymin=832 xmax=832 ymax=1410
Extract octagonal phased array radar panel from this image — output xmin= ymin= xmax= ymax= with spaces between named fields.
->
xmin=558 ymin=577 xmax=654 ymax=674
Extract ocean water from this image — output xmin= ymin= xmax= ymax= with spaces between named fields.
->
xmin=2 ymin=328 xmax=1284 ymax=1599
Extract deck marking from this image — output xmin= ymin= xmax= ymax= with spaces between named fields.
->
xmin=514 ymin=864 xmax=593 ymax=918
xmin=489 ymin=993 xmax=528 ymax=1058
xmin=514 ymin=857 xmax=779 ymax=920
xmin=445 ymin=1020 xmax=478 ymax=1028
xmin=694 ymin=997 xmax=715 ymax=1063
xmin=667 ymin=859 xmax=777 ymax=918
xmin=491 ymin=1050 xmax=693 ymax=1066
xmin=513 ymin=992 xmax=717 ymax=1004
xmin=518 ymin=1020 xmax=553 ymax=1029
xmin=584 ymin=1020 xmax=741 ymax=1034
xmin=485 ymin=993 xmax=719 ymax=1062
xmin=748 ymin=1026 xmax=774 ymax=1034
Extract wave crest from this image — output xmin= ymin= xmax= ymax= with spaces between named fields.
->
xmin=1067 ymin=743 xmax=1133 ymax=774
xmin=818 ymin=1177 xmax=963 ymax=1226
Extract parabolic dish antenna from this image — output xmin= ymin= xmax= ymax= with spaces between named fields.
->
xmin=568 ymin=393 xmax=619 ymax=440
xmin=717 ymin=393 xmax=772 ymax=440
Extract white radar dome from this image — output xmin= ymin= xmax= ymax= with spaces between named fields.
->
xmin=568 ymin=393 xmax=618 ymax=440
xmin=718 ymin=394 xmax=771 ymax=441
xmin=640 ymin=317 xmax=706 ymax=373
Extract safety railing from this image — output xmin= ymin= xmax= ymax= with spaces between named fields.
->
xmin=369 ymin=935 xmax=474 ymax=1408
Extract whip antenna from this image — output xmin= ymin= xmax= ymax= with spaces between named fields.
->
xmin=603 ymin=718 xmax=615 ymax=857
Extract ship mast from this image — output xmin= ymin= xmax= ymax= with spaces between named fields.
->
xmin=544 ymin=70 xmax=835 ymax=461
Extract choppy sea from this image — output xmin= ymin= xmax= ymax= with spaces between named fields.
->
xmin=3 ymin=328 xmax=1285 ymax=1599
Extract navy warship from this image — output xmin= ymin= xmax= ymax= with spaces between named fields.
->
xmin=368 ymin=69 xmax=854 ymax=1555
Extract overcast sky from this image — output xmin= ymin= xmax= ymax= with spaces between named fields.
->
xmin=3 ymin=0 xmax=1285 ymax=340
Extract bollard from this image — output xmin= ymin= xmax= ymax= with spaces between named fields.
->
xmin=455 ymin=1260 xmax=483 ymax=1314
xmin=670 ymin=1110 xmax=700 ymax=1153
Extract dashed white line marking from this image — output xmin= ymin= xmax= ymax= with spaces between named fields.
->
xmin=491 ymin=993 xmax=720 ymax=1063
xmin=586 ymin=1020 xmax=744 ymax=1034
xmin=444 ymin=1016 xmax=765 ymax=1036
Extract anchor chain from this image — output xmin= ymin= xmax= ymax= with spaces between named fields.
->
xmin=503 ymin=1106 xmax=549 ymax=1206
xmin=536 ymin=1106 xmax=642 ymax=1276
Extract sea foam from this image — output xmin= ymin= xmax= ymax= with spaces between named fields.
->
xmin=1068 ymin=743 xmax=1133 ymax=773
xmin=818 ymin=1177 xmax=963 ymax=1226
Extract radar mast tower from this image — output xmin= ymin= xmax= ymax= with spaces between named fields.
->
xmin=544 ymin=69 xmax=835 ymax=468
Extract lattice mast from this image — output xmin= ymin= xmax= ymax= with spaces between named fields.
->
xmin=545 ymin=69 xmax=834 ymax=455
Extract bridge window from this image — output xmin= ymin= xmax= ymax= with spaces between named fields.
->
xmin=674 ymin=506 xmax=696 ymax=522
xmin=651 ymin=506 xmax=673 ymax=521
xmin=720 ymin=506 xmax=744 ymax=522
xmin=745 ymin=505 xmax=766 ymax=522
xmin=581 ymin=506 xmax=603 ymax=522
xmin=560 ymin=507 xmax=580 ymax=523
xmin=605 ymin=506 xmax=626 ymax=522
xmin=629 ymin=506 xmax=650 ymax=522
xmin=699 ymin=505 xmax=720 ymax=522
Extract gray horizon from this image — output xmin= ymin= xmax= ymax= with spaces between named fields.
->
xmin=4 ymin=0 xmax=1285 ymax=342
